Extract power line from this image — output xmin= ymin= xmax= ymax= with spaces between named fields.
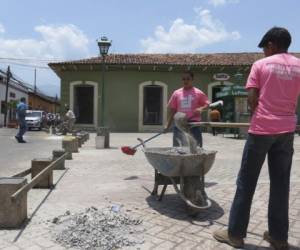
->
xmin=0 ymin=66 xmax=55 ymax=93
xmin=0 ymin=56 xmax=63 ymax=62
xmin=9 ymin=72 xmax=55 ymax=97
xmin=0 ymin=63 xmax=58 ymax=89
xmin=0 ymin=61 xmax=50 ymax=69
xmin=0 ymin=60 xmax=60 ymax=98
xmin=0 ymin=56 xmax=65 ymax=69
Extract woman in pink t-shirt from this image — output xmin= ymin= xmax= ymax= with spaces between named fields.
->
xmin=164 ymin=70 xmax=210 ymax=147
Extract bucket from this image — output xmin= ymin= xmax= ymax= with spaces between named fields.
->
xmin=95 ymin=136 xmax=105 ymax=149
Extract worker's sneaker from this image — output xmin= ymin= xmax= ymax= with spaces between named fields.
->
xmin=18 ymin=137 xmax=26 ymax=143
xmin=15 ymin=136 xmax=21 ymax=142
xmin=213 ymin=229 xmax=244 ymax=248
xmin=263 ymin=231 xmax=289 ymax=250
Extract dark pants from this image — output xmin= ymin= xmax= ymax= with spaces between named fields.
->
xmin=212 ymin=127 xmax=217 ymax=136
xmin=228 ymin=133 xmax=294 ymax=241
xmin=211 ymin=119 xmax=219 ymax=136
xmin=16 ymin=118 xmax=27 ymax=139
xmin=173 ymin=126 xmax=203 ymax=147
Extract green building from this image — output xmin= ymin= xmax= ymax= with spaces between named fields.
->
xmin=49 ymin=53 xmax=300 ymax=132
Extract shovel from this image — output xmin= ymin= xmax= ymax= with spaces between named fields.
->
xmin=121 ymin=132 xmax=163 ymax=155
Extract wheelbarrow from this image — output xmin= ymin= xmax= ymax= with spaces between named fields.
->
xmin=143 ymin=147 xmax=217 ymax=215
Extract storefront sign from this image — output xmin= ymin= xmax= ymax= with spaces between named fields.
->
xmin=216 ymin=85 xmax=248 ymax=98
xmin=213 ymin=73 xmax=230 ymax=81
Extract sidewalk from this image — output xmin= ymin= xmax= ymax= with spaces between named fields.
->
xmin=0 ymin=133 xmax=300 ymax=249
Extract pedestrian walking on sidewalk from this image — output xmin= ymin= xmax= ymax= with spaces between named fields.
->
xmin=213 ymin=27 xmax=300 ymax=250
xmin=15 ymin=97 xmax=28 ymax=143
xmin=63 ymin=105 xmax=76 ymax=135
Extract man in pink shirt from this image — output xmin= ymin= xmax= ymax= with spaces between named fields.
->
xmin=214 ymin=27 xmax=300 ymax=250
xmin=164 ymin=70 xmax=210 ymax=147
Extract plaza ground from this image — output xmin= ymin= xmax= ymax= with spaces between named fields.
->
xmin=0 ymin=128 xmax=300 ymax=249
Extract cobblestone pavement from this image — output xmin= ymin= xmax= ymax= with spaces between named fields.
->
xmin=0 ymin=129 xmax=300 ymax=250
xmin=0 ymin=128 xmax=61 ymax=176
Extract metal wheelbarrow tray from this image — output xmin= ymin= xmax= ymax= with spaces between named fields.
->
xmin=144 ymin=147 xmax=216 ymax=177
xmin=144 ymin=147 xmax=217 ymax=213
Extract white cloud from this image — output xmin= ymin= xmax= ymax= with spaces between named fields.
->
xmin=208 ymin=0 xmax=239 ymax=7
xmin=0 ymin=24 xmax=90 ymax=60
xmin=140 ymin=8 xmax=241 ymax=53
xmin=0 ymin=23 xmax=91 ymax=96
xmin=0 ymin=23 xmax=5 ymax=34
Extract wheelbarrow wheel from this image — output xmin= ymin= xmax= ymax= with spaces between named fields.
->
xmin=182 ymin=177 xmax=208 ymax=216
xmin=169 ymin=176 xmax=211 ymax=212
xmin=186 ymin=205 xmax=200 ymax=217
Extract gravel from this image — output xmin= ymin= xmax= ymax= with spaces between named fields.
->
xmin=52 ymin=206 xmax=144 ymax=250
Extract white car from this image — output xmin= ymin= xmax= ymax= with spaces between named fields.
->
xmin=25 ymin=110 xmax=46 ymax=130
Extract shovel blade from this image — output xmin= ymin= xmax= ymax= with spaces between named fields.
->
xmin=121 ymin=146 xmax=136 ymax=155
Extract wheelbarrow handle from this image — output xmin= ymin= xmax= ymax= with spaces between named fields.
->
xmin=133 ymin=132 xmax=163 ymax=149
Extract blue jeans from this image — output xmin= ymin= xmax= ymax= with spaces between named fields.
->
xmin=228 ymin=133 xmax=294 ymax=241
xmin=173 ymin=126 xmax=203 ymax=147
xmin=17 ymin=118 xmax=27 ymax=139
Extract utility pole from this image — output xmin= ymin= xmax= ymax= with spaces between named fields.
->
xmin=54 ymin=94 xmax=58 ymax=114
xmin=33 ymin=68 xmax=37 ymax=110
xmin=34 ymin=68 xmax=37 ymax=93
xmin=3 ymin=66 xmax=11 ymax=127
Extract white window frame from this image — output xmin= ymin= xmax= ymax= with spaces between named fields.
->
xmin=138 ymin=81 xmax=168 ymax=132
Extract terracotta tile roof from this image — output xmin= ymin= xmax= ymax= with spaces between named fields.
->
xmin=48 ymin=53 xmax=300 ymax=67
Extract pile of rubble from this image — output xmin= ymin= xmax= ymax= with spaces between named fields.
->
xmin=52 ymin=207 xmax=144 ymax=250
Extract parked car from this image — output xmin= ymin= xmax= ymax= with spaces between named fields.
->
xmin=25 ymin=110 xmax=47 ymax=130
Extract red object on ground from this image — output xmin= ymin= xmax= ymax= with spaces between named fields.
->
xmin=121 ymin=146 xmax=137 ymax=155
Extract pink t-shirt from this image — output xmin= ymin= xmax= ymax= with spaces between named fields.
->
xmin=246 ymin=53 xmax=300 ymax=135
xmin=168 ymin=87 xmax=210 ymax=122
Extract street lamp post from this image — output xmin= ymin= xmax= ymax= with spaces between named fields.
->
xmin=97 ymin=36 xmax=111 ymax=148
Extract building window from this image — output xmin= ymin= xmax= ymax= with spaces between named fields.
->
xmin=9 ymin=92 xmax=16 ymax=98
xmin=143 ymin=85 xmax=163 ymax=125
xmin=74 ymin=85 xmax=94 ymax=124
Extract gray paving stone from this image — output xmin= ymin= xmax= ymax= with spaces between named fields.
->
xmin=0 ymin=130 xmax=299 ymax=249
xmin=2 ymin=246 xmax=20 ymax=250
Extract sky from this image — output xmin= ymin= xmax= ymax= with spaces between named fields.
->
xmin=0 ymin=0 xmax=300 ymax=96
